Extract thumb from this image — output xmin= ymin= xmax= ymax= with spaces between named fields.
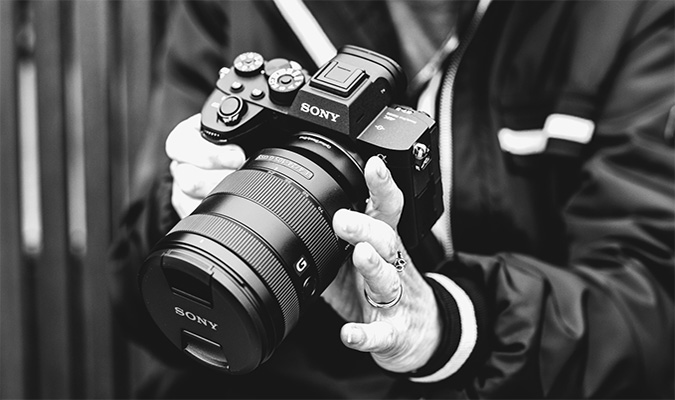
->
xmin=166 ymin=114 xmax=246 ymax=170
xmin=364 ymin=156 xmax=404 ymax=229
xmin=340 ymin=321 xmax=397 ymax=355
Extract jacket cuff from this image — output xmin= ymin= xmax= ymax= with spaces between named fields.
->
xmin=405 ymin=273 xmax=478 ymax=383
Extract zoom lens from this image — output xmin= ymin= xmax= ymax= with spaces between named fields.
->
xmin=139 ymin=133 xmax=366 ymax=374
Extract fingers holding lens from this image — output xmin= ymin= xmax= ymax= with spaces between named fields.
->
xmin=171 ymin=180 xmax=202 ymax=219
xmin=334 ymin=209 xmax=406 ymax=309
xmin=363 ymin=156 xmax=404 ymax=229
xmin=341 ymin=321 xmax=397 ymax=355
xmin=170 ymin=161 xmax=236 ymax=199
xmin=333 ymin=209 xmax=399 ymax=263
xmin=353 ymin=242 xmax=402 ymax=306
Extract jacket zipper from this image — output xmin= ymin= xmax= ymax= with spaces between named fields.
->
xmin=437 ymin=0 xmax=491 ymax=258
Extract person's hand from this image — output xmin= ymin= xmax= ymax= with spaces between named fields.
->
xmin=322 ymin=156 xmax=441 ymax=374
xmin=165 ymin=114 xmax=246 ymax=218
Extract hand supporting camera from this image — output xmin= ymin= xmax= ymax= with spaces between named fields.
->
xmin=144 ymin=47 xmax=446 ymax=374
xmin=166 ymin=114 xmax=246 ymax=218
xmin=166 ymin=114 xmax=441 ymax=374
xmin=324 ymin=156 xmax=441 ymax=374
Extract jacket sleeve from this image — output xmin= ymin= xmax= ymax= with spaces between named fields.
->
xmin=422 ymin=2 xmax=674 ymax=398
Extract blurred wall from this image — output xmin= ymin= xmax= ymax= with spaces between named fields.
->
xmin=1 ymin=1 xmax=175 ymax=398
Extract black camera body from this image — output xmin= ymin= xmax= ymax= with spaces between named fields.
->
xmin=201 ymin=45 xmax=442 ymax=246
xmin=139 ymin=46 xmax=443 ymax=375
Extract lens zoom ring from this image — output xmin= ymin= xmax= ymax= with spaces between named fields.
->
xmin=217 ymin=169 xmax=341 ymax=282
xmin=171 ymin=213 xmax=299 ymax=337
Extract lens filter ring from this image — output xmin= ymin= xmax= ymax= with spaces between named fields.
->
xmin=170 ymin=212 xmax=300 ymax=338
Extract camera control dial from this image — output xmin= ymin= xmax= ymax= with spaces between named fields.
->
xmin=268 ymin=68 xmax=305 ymax=105
xmin=233 ymin=52 xmax=264 ymax=76
xmin=217 ymin=95 xmax=247 ymax=126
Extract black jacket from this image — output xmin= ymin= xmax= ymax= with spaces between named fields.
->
xmin=110 ymin=1 xmax=675 ymax=398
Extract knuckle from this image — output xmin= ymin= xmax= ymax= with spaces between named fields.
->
xmin=169 ymin=161 xmax=179 ymax=177
xmin=384 ymin=229 xmax=399 ymax=261
xmin=165 ymin=135 xmax=178 ymax=160
xmin=351 ymin=242 xmax=370 ymax=266
xmin=393 ymin=187 xmax=404 ymax=210
xmin=376 ymin=324 xmax=398 ymax=355
xmin=181 ymin=182 xmax=199 ymax=198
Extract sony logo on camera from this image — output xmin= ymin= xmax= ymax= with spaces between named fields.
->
xmin=175 ymin=306 xmax=218 ymax=331
xmin=299 ymin=102 xmax=341 ymax=123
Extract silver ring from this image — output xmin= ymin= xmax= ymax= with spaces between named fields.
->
xmin=393 ymin=250 xmax=407 ymax=273
xmin=364 ymin=283 xmax=403 ymax=309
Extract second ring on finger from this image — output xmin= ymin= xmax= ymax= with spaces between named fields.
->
xmin=392 ymin=250 xmax=407 ymax=273
xmin=354 ymin=242 xmax=404 ymax=306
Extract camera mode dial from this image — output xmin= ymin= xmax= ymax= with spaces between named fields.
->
xmin=233 ymin=52 xmax=264 ymax=76
xmin=267 ymin=68 xmax=305 ymax=105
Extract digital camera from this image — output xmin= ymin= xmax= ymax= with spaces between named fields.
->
xmin=139 ymin=46 xmax=443 ymax=374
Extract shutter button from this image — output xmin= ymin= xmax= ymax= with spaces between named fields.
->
xmin=217 ymin=95 xmax=247 ymax=126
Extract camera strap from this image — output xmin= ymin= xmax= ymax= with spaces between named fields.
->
xmin=271 ymin=0 xmax=337 ymax=68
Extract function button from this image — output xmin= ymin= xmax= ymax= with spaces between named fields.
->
xmin=250 ymin=88 xmax=265 ymax=100
xmin=230 ymin=81 xmax=244 ymax=93
xmin=233 ymin=52 xmax=264 ymax=76
xmin=218 ymin=67 xmax=231 ymax=79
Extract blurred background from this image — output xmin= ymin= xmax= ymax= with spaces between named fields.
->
xmin=1 ymin=1 xmax=177 ymax=398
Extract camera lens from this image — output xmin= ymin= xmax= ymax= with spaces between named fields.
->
xmin=139 ymin=133 xmax=367 ymax=374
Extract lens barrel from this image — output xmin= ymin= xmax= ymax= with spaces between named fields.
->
xmin=139 ymin=133 xmax=366 ymax=374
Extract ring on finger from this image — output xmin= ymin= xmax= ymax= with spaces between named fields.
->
xmin=364 ymin=281 xmax=403 ymax=309
xmin=393 ymin=250 xmax=407 ymax=273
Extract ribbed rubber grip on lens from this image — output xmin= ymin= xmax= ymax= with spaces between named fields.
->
xmin=170 ymin=213 xmax=299 ymax=337
xmin=214 ymin=169 xmax=343 ymax=285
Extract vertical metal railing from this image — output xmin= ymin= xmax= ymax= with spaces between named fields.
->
xmin=0 ymin=1 xmax=174 ymax=398
xmin=1 ymin=1 xmax=27 ymax=398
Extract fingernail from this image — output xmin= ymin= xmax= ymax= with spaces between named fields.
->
xmin=347 ymin=326 xmax=364 ymax=345
xmin=367 ymin=247 xmax=378 ymax=264
xmin=342 ymin=221 xmax=359 ymax=234
xmin=376 ymin=158 xmax=389 ymax=180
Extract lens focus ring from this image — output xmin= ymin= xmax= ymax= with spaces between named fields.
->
xmin=213 ymin=169 xmax=343 ymax=284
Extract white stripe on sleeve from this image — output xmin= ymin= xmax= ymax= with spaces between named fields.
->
xmin=410 ymin=273 xmax=478 ymax=383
